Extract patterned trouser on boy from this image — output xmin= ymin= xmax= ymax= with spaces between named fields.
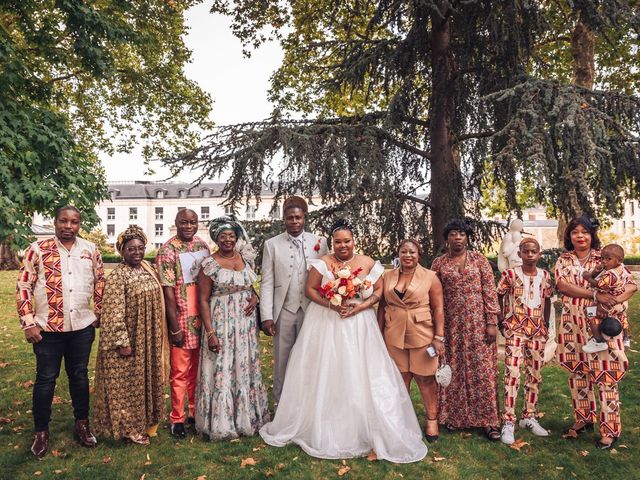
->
xmin=502 ymin=333 xmax=547 ymax=422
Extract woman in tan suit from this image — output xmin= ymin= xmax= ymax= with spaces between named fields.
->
xmin=378 ymin=239 xmax=445 ymax=442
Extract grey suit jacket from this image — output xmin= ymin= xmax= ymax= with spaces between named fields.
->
xmin=259 ymin=231 xmax=328 ymax=323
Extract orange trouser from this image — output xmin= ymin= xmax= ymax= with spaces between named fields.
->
xmin=170 ymin=346 xmax=199 ymax=424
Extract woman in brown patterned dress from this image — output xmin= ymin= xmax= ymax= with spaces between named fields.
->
xmin=431 ymin=219 xmax=501 ymax=441
xmin=93 ymin=226 xmax=168 ymax=445
xmin=555 ymin=217 xmax=635 ymax=449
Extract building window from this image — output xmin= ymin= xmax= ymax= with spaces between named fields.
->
xmin=156 ymin=190 xmax=164 ymax=199
xmin=202 ymin=189 xmax=211 ymax=198
xmin=632 ymin=220 xmax=636 ymax=230
xmin=271 ymin=207 xmax=281 ymax=220
xmin=154 ymin=243 xmax=163 ymax=250
xmin=201 ymin=206 xmax=210 ymax=220
xmin=528 ymin=213 xmax=536 ymax=221
xmin=224 ymin=205 xmax=233 ymax=216
xmin=623 ymin=220 xmax=627 ymax=229
xmin=178 ymin=206 xmax=186 ymax=212
xmin=107 ymin=208 xmax=115 ymax=220
xmin=179 ymin=190 xmax=187 ymax=199
xmin=107 ymin=224 xmax=115 ymax=237
xmin=129 ymin=207 xmax=137 ymax=220
xmin=155 ymin=207 xmax=163 ymax=220
xmin=246 ymin=205 xmax=257 ymax=220
xmin=155 ymin=224 xmax=163 ymax=236
xmin=632 ymin=201 xmax=635 ymax=215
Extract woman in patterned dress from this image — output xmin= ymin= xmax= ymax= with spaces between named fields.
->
xmin=93 ymin=226 xmax=168 ymax=445
xmin=555 ymin=217 xmax=635 ymax=449
xmin=195 ymin=216 xmax=269 ymax=440
xmin=431 ymin=219 xmax=502 ymax=441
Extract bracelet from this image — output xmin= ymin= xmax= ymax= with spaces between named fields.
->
xmin=593 ymin=290 xmax=598 ymax=302
xmin=434 ymin=335 xmax=445 ymax=342
xmin=170 ymin=329 xmax=181 ymax=336
xmin=206 ymin=330 xmax=216 ymax=339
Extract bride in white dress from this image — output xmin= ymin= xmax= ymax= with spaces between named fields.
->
xmin=260 ymin=221 xmax=428 ymax=463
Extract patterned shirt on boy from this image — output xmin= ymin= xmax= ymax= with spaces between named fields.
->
xmin=156 ymin=235 xmax=209 ymax=349
xmin=595 ymin=264 xmax=634 ymax=328
xmin=497 ymin=266 xmax=553 ymax=337
xmin=17 ymin=237 xmax=105 ymax=332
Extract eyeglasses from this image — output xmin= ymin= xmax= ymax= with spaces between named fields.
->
xmin=125 ymin=246 xmax=145 ymax=253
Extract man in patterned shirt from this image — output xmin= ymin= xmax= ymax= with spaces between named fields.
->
xmin=16 ymin=206 xmax=105 ymax=457
xmin=156 ymin=209 xmax=210 ymax=438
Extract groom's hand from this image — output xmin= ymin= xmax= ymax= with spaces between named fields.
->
xmin=262 ymin=320 xmax=276 ymax=336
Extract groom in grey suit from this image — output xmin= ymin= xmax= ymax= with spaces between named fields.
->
xmin=260 ymin=196 xmax=328 ymax=404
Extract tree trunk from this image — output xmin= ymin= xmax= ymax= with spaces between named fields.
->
xmin=556 ymin=15 xmax=595 ymax=244
xmin=429 ymin=3 xmax=464 ymax=253
xmin=0 ymin=242 xmax=19 ymax=270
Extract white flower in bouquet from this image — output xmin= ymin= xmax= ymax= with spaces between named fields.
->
xmin=330 ymin=294 xmax=342 ymax=306
xmin=338 ymin=285 xmax=347 ymax=295
xmin=352 ymin=277 xmax=363 ymax=287
xmin=336 ymin=268 xmax=351 ymax=279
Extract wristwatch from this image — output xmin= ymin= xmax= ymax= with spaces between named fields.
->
xmin=434 ymin=335 xmax=445 ymax=343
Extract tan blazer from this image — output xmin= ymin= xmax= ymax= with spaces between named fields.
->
xmin=382 ymin=265 xmax=435 ymax=349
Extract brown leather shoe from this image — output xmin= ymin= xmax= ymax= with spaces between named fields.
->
xmin=31 ymin=431 xmax=49 ymax=458
xmin=74 ymin=419 xmax=97 ymax=448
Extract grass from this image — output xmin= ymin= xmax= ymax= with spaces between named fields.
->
xmin=0 ymin=270 xmax=638 ymax=480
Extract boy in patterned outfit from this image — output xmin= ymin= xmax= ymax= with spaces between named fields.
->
xmin=497 ymin=238 xmax=553 ymax=445
xmin=156 ymin=209 xmax=210 ymax=438
xmin=582 ymin=243 xmax=633 ymax=352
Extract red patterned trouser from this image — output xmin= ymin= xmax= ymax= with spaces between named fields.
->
xmin=568 ymin=371 xmax=621 ymax=438
xmin=502 ymin=333 xmax=546 ymax=423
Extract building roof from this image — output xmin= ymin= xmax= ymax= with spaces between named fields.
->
xmin=31 ymin=224 xmax=54 ymax=235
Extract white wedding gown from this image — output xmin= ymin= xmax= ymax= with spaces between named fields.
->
xmin=260 ymin=259 xmax=427 ymax=463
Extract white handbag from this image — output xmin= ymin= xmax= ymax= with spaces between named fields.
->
xmin=435 ymin=358 xmax=452 ymax=387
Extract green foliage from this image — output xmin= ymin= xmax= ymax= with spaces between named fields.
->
xmin=0 ymin=0 xmax=212 ymax=251
xmin=80 ymin=228 xmax=114 ymax=255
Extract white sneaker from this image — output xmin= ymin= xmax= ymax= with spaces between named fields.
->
xmin=519 ymin=417 xmax=549 ymax=437
xmin=501 ymin=421 xmax=515 ymax=445
xmin=582 ymin=337 xmax=608 ymax=353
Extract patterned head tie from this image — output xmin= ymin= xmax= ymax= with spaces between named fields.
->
xmin=208 ymin=214 xmax=249 ymax=243
xmin=519 ymin=237 xmax=540 ymax=250
xmin=116 ymin=225 xmax=147 ymax=255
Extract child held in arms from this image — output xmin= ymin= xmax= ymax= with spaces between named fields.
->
xmin=497 ymin=238 xmax=553 ymax=445
xmin=582 ymin=244 xmax=633 ymax=352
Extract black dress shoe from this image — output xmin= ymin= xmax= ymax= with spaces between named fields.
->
xmin=31 ymin=431 xmax=49 ymax=458
xmin=74 ymin=419 xmax=97 ymax=448
xmin=170 ymin=423 xmax=186 ymax=439
xmin=187 ymin=416 xmax=195 ymax=426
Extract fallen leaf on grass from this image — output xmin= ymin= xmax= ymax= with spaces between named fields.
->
xmin=144 ymin=453 xmax=152 ymax=465
xmin=252 ymin=443 xmax=267 ymax=452
xmin=276 ymin=463 xmax=285 ymax=471
xmin=51 ymin=449 xmax=66 ymax=458
xmin=537 ymin=412 xmax=545 ymax=418
xmin=610 ymin=449 xmax=619 ymax=455
xmin=34 ymin=472 xmax=42 ymax=476
xmin=433 ymin=456 xmax=446 ymax=462
xmin=240 ymin=457 xmax=257 ymax=468
xmin=556 ymin=467 xmax=564 ymax=470
xmin=22 ymin=380 xmax=34 ymax=389
xmin=618 ymin=445 xmax=628 ymax=449
xmin=52 ymin=396 xmax=66 ymax=404
xmin=54 ymin=470 xmax=64 ymax=474
xmin=366 ymin=451 xmax=377 ymax=461
xmin=509 ymin=439 xmax=530 ymax=452
xmin=196 ymin=476 xmax=207 ymax=480
xmin=338 ymin=465 xmax=351 ymax=476
xmin=13 ymin=400 xmax=23 ymax=406
xmin=459 ymin=432 xmax=472 ymax=438
xmin=0 ymin=362 xmax=10 ymax=368
xmin=579 ymin=450 xmax=589 ymax=457
xmin=230 ymin=438 xmax=240 ymax=443
xmin=12 ymin=426 xmax=24 ymax=433
xmin=0 ymin=417 xmax=13 ymax=424
xmin=102 ymin=456 xmax=112 ymax=464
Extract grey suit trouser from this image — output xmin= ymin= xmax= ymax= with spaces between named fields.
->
xmin=273 ymin=307 xmax=305 ymax=404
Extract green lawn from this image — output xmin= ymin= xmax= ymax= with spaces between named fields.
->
xmin=0 ymin=270 xmax=638 ymax=479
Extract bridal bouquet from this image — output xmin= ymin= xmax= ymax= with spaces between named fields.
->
xmin=317 ymin=265 xmax=372 ymax=306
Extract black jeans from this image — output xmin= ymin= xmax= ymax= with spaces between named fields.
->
xmin=32 ymin=326 xmax=95 ymax=431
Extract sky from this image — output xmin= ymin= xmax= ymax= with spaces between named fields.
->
xmin=103 ymin=3 xmax=283 ymax=182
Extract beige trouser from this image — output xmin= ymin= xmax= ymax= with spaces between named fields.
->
xmin=273 ymin=307 xmax=305 ymax=404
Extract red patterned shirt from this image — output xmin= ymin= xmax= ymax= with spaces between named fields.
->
xmin=497 ymin=267 xmax=553 ymax=337
xmin=156 ymin=235 xmax=210 ymax=349
xmin=16 ymin=237 xmax=105 ymax=332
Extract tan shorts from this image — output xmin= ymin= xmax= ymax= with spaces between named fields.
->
xmin=387 ymin=344 xmax=438 ymax=377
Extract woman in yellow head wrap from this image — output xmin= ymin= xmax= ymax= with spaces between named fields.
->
xmin=92 ymin=226 xmax=169 ymax=444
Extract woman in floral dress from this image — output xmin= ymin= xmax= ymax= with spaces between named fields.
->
xmin=93 ymin=226 xmax=168 ymax=445
xmin=195 ymin=216 xmax=269 ymax=440
xmin=431 ymin=219 xmax=501 ymax=440
xmin=555 ymin=217 xmax=635 ymax=449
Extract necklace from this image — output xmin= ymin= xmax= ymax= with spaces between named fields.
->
xmin=333 ymin=253 xmax=355 ymax=266
xmin=400 ymin=267 xmax=417 ymax=275
xmin=218 ymin=250 xmax=236 ymax=259
xmin=576 ymin=250 xmax=591 ymax=267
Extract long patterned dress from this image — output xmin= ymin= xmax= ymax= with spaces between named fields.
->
xmin=93 ymin=262 xmax=165 ymax=439
xmin=431 ymin=251 xmax=501 ymax=429
xmin=555 ymin=250 xmax=630 ymax=439
xmin=195 ymin=257 xmax=270 ymax=440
